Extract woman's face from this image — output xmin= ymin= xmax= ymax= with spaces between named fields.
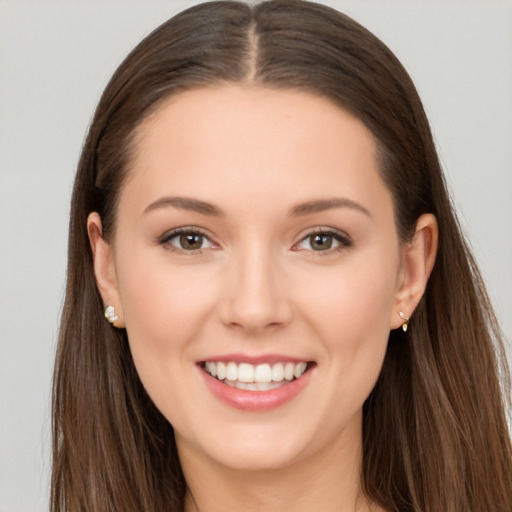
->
xmin=92 ymin=86 xmax=413 ymax=471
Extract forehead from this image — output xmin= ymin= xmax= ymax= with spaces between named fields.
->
xmin=122 ymin=86 xmax=391 ymax=218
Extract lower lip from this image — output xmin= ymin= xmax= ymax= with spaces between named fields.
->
xmin=200 ymin=366 xmax=313 ymax=412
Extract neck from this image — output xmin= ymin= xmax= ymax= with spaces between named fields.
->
xmin=178 ymin=419 xmax=376 ymax=512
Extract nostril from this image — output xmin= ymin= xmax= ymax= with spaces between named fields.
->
xmin=220 ymin=298 xmax=293 ymax=333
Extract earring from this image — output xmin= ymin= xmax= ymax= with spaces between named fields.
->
xmin=399 ymin=311 xmax=409 ymax=332
xmin=104 ymin=305 xmax=119 ymax=324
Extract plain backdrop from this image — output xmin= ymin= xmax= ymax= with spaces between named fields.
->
xmin=1 ymin=1 xmax=511 ymax=510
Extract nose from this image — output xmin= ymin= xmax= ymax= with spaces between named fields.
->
xmin=219 ymin=245 xmax=293 ymax=334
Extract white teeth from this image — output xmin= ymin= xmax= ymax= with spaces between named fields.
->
xmin=284 ymin=362 xmax=295 ymax=381
xmin=223 ymin=380 xmax=281 ymax=391
xmin=203 ymin=360 xmax=309 ymax=386
xmin=254 ymin=363 xmax=272 ymax=383
xmin=206 ymin=361 xmax=217 ymax=378
xmin=294 ymin=362 xmax=307 ymax=379
xmin=226 ymin=362 xmax=238 ymax=381
xmin=272 ymin=362 xmax=285 ymax=382
xmin=216 ymin=362 xmax=226 ymax=380
xmin=256 ymin=381 xmax=282 ymax=391
xmin=224 ymin=380 xmax=248 ymax=390
xmin=238 ymin=363 xmax=254 ymax=383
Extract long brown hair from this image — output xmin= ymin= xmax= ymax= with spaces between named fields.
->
xmin=52 ymin=1 xmax=512 ymax=510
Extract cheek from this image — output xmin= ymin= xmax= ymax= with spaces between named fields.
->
xmin=299 ymin=251 xmax=398 ymax=340
xmin=114 ymin=248 xmax=217 ymax=377
xmin=297 ymin=250 xmax=398 ymax=395
xmin=114 ymin=254 xmax=222 ymax=428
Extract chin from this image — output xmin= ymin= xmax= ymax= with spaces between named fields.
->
xmin=176 ymin=416 xmax=341 ymax=474
xmin=206 ymin=439 xmax=307 ymax=472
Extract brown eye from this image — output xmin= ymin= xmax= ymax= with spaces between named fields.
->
xmin=294 ymin=230 xmax=351 ymax=253
xmin=309 ymin=234 xmax=333 ymax=251
xmin=160 ymin=230 xmax=215 ymax=252
xmin=179 ymin=233 xmax=204 ymax=250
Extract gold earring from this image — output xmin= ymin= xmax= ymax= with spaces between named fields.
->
xmin=104 ymin=305 xmax=119 ymax=324
xmin=399 ymin=311 xmax=409 ymax=332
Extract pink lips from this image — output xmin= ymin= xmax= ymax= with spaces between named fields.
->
xmin=198 ymin=355 xmax=314 ymax=412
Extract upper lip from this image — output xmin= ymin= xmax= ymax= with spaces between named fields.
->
xmin=197 ymin=353 xmax=312 ymax=365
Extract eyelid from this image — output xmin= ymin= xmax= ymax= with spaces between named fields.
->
xmin=156 ymin=225 xmax=351 ymax=254
xmin=292 ymin=227 xmax=352 ymax=252
xmin=157 ymin=226 xmax=219 ymax=252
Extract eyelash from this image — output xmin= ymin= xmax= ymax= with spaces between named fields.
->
xmin=158 ymin=227 xmax=352 ymax=255
xmin=158 ymin=227 xmax=216 ymax=254
xmin=293 ymin=228 xmax=352 ymax=255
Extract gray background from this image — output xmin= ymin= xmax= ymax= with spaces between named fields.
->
xmin=1 ymin=1 xmax=511 ymax=510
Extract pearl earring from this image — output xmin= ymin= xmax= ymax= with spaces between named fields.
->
xmin=399 ymin=311 xmax=409 ymax=332
xmin=104 ymin=305 xmax=119 ymax=324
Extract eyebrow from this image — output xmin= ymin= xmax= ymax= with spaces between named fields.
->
xmin=143 ymin=195 xmax=370 ymax=218
xmin=143 ymin=196 xmax=224 ymax=216
xmin=289 ymin=198 xmax=371 ymax=218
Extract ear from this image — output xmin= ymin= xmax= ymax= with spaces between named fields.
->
xmin=390 ymin=213 xmax=438 ymax=330
xmin=87 ymin=212 xmax=125 ymax=328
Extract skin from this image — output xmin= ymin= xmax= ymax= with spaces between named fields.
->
xmin=88 ymin=86 xmax=437 ymax=512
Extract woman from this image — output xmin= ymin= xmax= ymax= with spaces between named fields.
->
xmin=51 ymin=1 xmax=512 ymax=511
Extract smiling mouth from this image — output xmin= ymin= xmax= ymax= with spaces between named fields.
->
xmin=201 ymin=361 xmax=312 ymax=391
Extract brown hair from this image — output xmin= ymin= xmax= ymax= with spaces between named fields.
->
xmin=52 ymin=1 xmax=512 ymax=510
